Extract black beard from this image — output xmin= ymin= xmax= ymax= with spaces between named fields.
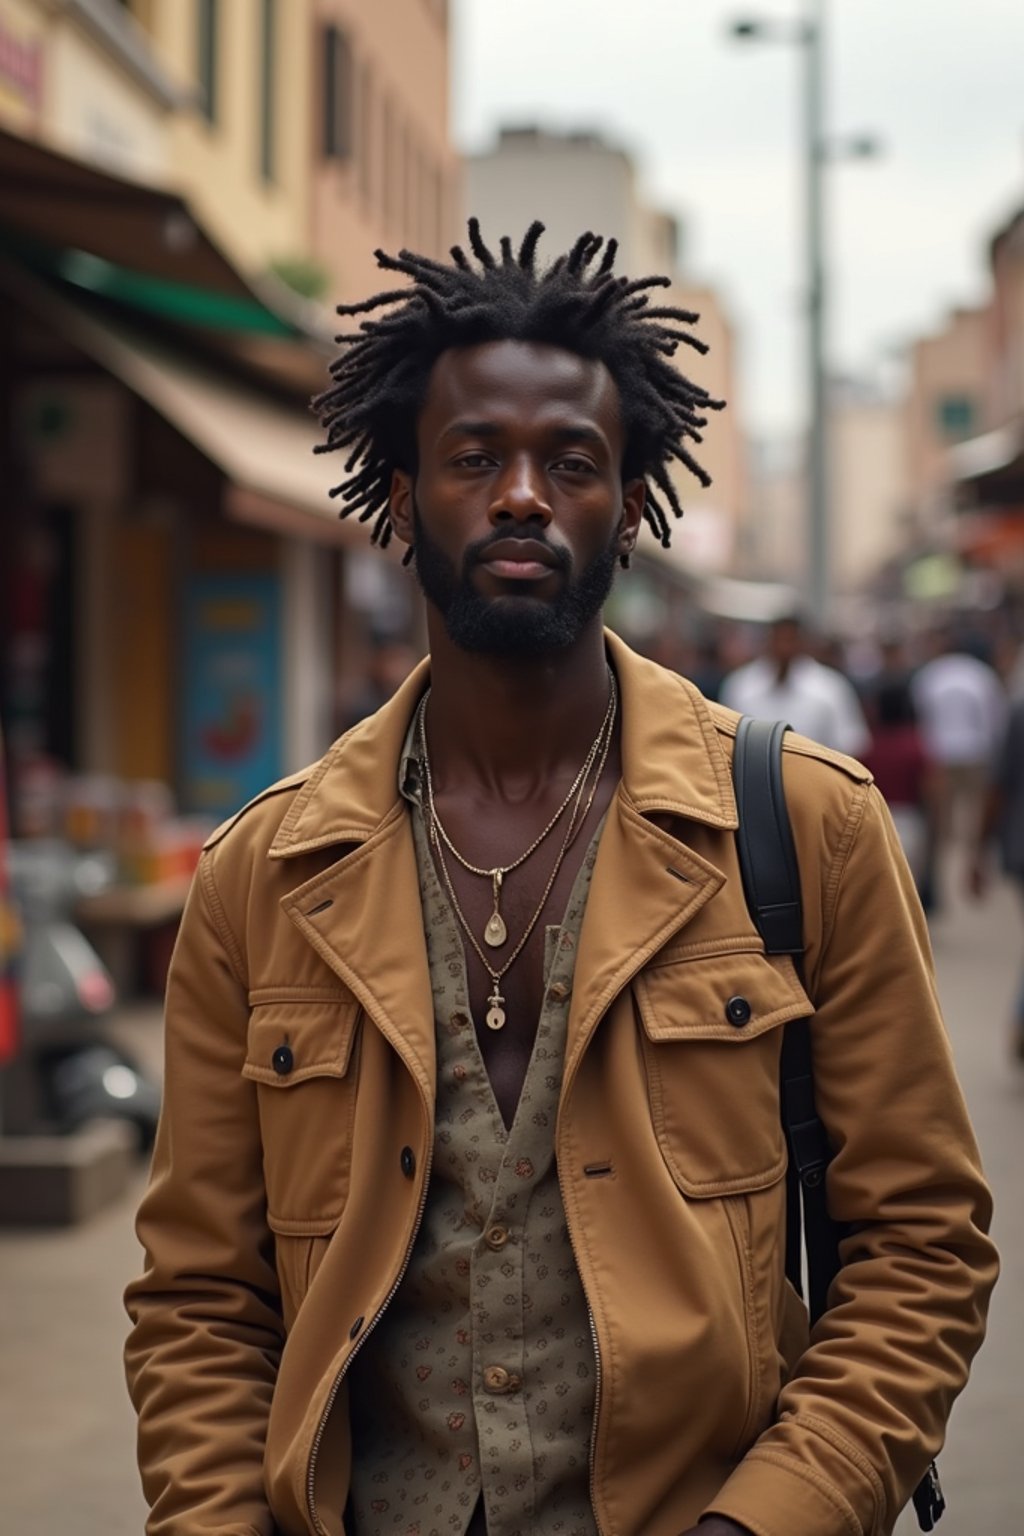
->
xmin=412 ymin=511 xmax=619 ymax=659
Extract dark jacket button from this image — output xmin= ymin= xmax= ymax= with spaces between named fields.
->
xmin=725 ymin=996 xmax=752 ymax=1027
xmin=271 ymin=1043 xmax=294 ymax=1075
xmin=400 ymin=1146 xmax=416 ymax=1178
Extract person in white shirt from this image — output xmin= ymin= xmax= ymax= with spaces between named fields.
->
xmin=720 ymin=614 xmax=870 ymax=758
xmin=911 ymin=628 xmax=1007 ymax=910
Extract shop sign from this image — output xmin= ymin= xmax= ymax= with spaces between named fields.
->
xmin=0 ymin=3 xmax=44 ymax=126
xmin=182 ymin=573 xmax=284 ymax=817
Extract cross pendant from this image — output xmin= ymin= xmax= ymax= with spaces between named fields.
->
xmin=485 ymin=983 xmax=506 ymax=1032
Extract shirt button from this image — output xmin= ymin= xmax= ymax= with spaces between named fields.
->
xmin=485 ymin=1224 xmax=509 ymax=1251
xmin=548 ymin=981 xmax=570 ymax=1002
xmin=482 ymin=1365 xmax=520 ymax=1394
xmin=400 ymin=1146 xmax=416 ymax=1178
xmin=725 ymin=995 xmax=752 ymax=1027
xmin=450 ymin=1011 xmax=469 ymax=1029
xmin=271 ymin=1043 xmax=294 ymax=1075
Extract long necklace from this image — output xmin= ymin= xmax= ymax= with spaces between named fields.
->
xmin=417 ymin=676 xmax=617 ymax=1031
xmin=420 ymin=671 xmax=616 ymax=949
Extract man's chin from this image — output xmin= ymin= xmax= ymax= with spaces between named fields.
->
xmin=442 ymin=596 xmax=580 ymax=659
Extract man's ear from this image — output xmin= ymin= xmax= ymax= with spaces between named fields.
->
xmin=389 ymin=469 xmax=415 ymax=548
xmin=618 ymin=477 xmax=645 ymax=557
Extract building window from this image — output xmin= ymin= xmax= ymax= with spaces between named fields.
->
xmin=382 ymin=94 xmax=395 ymax=226
xmin=936 ymin=394 xmax=976 ymax=442
xmin=259 ymin=0 xmax=275 ymax=182
xmin=359 ymin=63 xmax=373 ymax=203
xmin=322 ymin=24 xmax=353 ymax=160
xmin=196 ymin=0 xmax=218 ymax=123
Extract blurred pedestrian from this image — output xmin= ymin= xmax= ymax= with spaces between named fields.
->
xmin=912 ymin=626 xmax=1006 ymax=910
xmin=339 ymin=633 xmax=419 ymax=732
xmin=863 ymin=680 xmax=935 ymax=896
xmin=720 ymin=612 xmax=870 ymax=757
xmin=968 ymin=692 xmax=1024 ymax=1060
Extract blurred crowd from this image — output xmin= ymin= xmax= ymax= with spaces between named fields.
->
xmin=662 ymin=610 xmax=1024 ymax=1061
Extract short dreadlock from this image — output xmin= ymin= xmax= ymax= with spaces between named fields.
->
xmin=314 ymin=218 xmax=724 ymax=561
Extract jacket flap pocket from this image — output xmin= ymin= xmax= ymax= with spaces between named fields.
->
xmin=635 ymin=946 xmax=812 ymax=1044
xmin=242 ymin=998 xmax=361 ymax=1086
xmin=635 ymin=950 xmax=812 ymax=1197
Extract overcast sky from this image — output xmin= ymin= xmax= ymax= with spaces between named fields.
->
xmin=451 ymin=0 xmax=1024 ymax=441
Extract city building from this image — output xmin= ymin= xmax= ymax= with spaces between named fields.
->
xmin=742 ymin=379 xmax=908 ymax=602
xmin=950 ymin=207 xmax=1024 ymax=581
xmin=903 ymin=303 xmax=994 ymax=530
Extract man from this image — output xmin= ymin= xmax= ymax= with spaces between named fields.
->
xmin=720 ymin=614 xmax=869 ymax=758
xmin=912 ymin=626 xmax=1006 ymax=910
xmin=968 ymin=689 xmax=1024 ymax=1059
xmin=125 ymin=223 xmax=996 ymax=1536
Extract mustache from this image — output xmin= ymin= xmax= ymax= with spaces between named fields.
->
xmin=464 ymin=530 xmax=572 ymax=574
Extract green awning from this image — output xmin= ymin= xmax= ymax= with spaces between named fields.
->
xmin=1 ymin=227 xmax=297 ymax=337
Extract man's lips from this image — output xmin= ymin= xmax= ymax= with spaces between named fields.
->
xmin=477 ymin=540 xmax=560 ymax=581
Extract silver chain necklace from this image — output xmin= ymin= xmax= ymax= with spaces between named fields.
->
xmin=418 ymin=672 xmax=615 ymax=949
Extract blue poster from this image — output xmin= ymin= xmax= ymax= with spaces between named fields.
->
xmin=182 ymin=573 xmax=283 ymax=816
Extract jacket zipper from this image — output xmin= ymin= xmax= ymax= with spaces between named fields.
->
xmin=305 ymin=1137 xmax=434 ymax=1536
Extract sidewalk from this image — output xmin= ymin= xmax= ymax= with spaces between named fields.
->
xmin=1 ymin=881 xmax=1021 ymax=1535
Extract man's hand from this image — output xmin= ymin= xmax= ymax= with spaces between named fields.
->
xmin=679 ymin=1520 xmax=754 ymax=1536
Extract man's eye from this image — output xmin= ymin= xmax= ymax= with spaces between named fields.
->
xmin=454 ymin=453 xmax=494 ymax=469
xmin=554 ymin=456 xmax=595 ymax=474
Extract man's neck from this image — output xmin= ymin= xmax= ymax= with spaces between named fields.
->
xmin=421 ymin=613 xmax=613 ymax=795
xmin=774 ymin=655 xmax=801 ymax=686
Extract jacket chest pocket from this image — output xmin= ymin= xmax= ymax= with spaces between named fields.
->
xmin=242 ymin=997 xmax=362 ymax=1234
xmin=634 ymin=943 xmax=812 ymax=1197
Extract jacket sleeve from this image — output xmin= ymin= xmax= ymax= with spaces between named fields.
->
xmin=124 ymin=852 xmax=283 ymax=1536
xmin=706 ymin=782 xmax=998 ymax=1536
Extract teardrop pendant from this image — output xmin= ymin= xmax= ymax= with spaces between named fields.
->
xmin=484 ymin=868 xmax=507 ymax=948
xmin=484 ymin=911 xmax=508 ymax=948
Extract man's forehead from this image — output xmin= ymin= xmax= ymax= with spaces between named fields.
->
xmin=422 ymin=339 xmax=621 ymax=424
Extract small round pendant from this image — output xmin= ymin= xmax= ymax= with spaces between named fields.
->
xmin=486 ymin=1004 xmax=506 ymax=1031
xmin=484 ymin=913 xmax=508 ymax=948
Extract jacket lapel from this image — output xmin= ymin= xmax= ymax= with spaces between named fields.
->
xmin=566 ymin=791 xmax=726 ymax=1079
xmin=565 ymin=633 xmax=740 ymax=1074
xmin=279 ymin=805 xmax=436 ymax=1099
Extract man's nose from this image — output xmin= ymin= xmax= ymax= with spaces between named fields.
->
xmin=488 ymin=456 xmax=552 ymax=527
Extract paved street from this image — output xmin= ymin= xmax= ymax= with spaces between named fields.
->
xmin=1 ymin=870 xmax=1021 ymax=1535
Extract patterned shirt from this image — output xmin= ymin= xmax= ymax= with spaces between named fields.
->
xmin=346 ymin=734 xmax=600 ymax=1536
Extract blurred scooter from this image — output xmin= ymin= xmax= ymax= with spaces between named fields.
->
xmin=4 ymin=840 xmax=161 ymax=1150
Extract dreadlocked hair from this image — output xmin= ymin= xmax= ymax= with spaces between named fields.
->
xmin=314 ymin=218 xmax=725 ymax=562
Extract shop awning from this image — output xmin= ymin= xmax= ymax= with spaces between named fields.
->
xmin=1 ymin=259 xmax=359 ymax=546
xmin=0 ymin=125 xmax=299 ymax=316
xmin=951 ymin=419 xmax=1024 ymax=506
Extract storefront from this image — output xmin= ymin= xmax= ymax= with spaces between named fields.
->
xmin=0 ymin=129 xmax=416 ymax=849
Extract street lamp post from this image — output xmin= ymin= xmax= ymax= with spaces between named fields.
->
xmin=804 ymin=0 xmax=828 ymax=629
xmin=731 ymin=4 xmax=876 ymax=627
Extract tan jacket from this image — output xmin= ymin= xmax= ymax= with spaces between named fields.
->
xmin=125 ymin=634 xmax=996 ymax=1536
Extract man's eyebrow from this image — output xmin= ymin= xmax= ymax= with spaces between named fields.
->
xmin=549 ymin=422 xmax=607 ymax=447
xmin=439 ymin=419 xmax=502 ymax=440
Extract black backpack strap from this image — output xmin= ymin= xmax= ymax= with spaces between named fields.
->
xmin=733 ymin=718 xmax=836 ymax=1311
xmin=731 ymin=715 xmax=945 ymax=1530
xmin=734 ymin=717 xmax=803 ymax=956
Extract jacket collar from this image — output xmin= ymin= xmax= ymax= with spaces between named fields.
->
xmin=268 ymin=629 xmax=737 ymax=861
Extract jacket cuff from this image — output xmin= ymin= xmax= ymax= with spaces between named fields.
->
xmin=703 ymin=1447 xmax=869 ymax=1536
